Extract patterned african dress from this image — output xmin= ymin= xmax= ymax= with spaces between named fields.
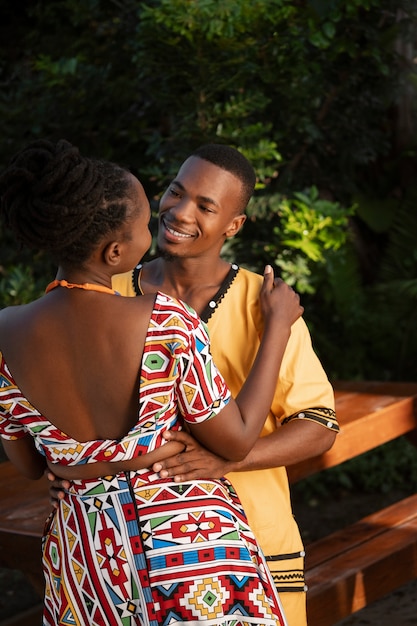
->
xmin=0 ymin=292 xmax=287 ymax=626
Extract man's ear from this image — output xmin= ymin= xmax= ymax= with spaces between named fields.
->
xmin=103 ymin=240 xmax=122 ymax=267
xmin=225 ymin=214 xmax=246 ymax=239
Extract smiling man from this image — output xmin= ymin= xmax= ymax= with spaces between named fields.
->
xmin=112 ymin=144 xmax=339 ymax=626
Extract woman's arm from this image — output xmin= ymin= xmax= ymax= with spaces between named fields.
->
xmin=1 ymin=435 xmax=47 ymax=480
xmin=45 ymin=439 xmax=185 ymax=480
xmin=45 ymin=438 xmax=185 ymax=508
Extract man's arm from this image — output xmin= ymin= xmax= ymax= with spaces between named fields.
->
xmin=48 ymin=418 xmax=335 ymax=500
xmin=152 ymin=418 xmax=336 ymax=482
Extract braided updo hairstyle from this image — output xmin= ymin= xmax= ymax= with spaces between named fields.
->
xmin=0 ymin=139 xmax=132 ymax=267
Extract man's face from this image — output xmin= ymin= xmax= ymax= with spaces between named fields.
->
xmin=157 ymin=156 xmax=246 ymax=259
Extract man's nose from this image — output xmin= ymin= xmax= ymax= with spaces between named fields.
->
xmin=169 ymin=198 xmax=194 ymax=220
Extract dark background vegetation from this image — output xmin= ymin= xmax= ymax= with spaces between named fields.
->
xmin=1 ymin=0 xmax=417 ymax=503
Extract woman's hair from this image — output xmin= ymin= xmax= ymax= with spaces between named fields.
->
xmin=191 ymin=144 xmax=256 ymax=211
xmin=0 ymin=139 xmax=131 ymax=267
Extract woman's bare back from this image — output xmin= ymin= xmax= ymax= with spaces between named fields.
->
xmin=0 ymin=290 xmax=156 ymax=443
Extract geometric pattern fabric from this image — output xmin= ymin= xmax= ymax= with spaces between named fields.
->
xmin=0 ymin=293 xmax=287 ymax=624
xmin=42 ymin=471 xmax=287 ymax=625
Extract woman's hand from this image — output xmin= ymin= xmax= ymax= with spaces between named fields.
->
xmin=260 ymin=265 xmax=303 ymax=331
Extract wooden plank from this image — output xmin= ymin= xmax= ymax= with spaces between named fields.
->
xmin=0 ymin=465 xmax=49 ymax=536
xmin=288 ymin=381 xmax=417 ymax=483
xmin=0 ymin=466 xmax=49 ymax=597
xmin=306 ymin=512 xmax=417 ymax=626
xmin=306 ymin=493 xmax=417 ymax=569
xmin=333 ymin=380 xmax=417 ymax=396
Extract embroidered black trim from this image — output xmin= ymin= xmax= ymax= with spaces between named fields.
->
xmin=282 ymin=407 xmax=339 ymax=432
xmin=200 ymin=263 xmax=239 ymax=323
xmin=274 ymin=584 xmax=307 ymax=593
xmin=132 ymin=263 xmax=240 ymax=323
xmin=265 ymin=551 xmax=305 ymax=561
xmin=132 ymin=263 xmax=143 ymax=296
xmin=270 ymin=569 xmax=306 ymax=593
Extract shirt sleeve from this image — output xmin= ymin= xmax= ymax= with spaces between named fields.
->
xmin=271 ymin=317 xmax=339 ymax=432
xmin=176 ymin=314 xmax=231 ymax=424
xmin=0 ymin=419 xmax=28 ymax=441
xmin=0 ymin=354 xmax=30 ymax=440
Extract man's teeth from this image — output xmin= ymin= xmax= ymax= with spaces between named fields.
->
xmin=166 ymin=225 xmax=192 ymax=238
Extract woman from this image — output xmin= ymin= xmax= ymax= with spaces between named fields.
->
xmin=0 ymin=139 xmax=302 ymax=625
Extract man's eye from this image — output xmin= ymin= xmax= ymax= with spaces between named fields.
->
xmin=169 ymin=187 xmax=180 ymax=197
xmin=200 ymin=205 xmax=213 ymax=213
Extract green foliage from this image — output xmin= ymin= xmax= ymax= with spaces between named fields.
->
xmin=0 ymin=0 xmax=149 ymax=166
xmin=1 ymin=0 xmax=415 ymax=348
xmin=0 ymin=223 xmax=55 ymax=308
xmin=299 ymin=181 xmax=417 ymax=382
xmin=224 ymin=186 xmax=353 ymax=293
xmin=1 ymin=0 xmax=414 ymax=193
xmin=369 ymin=188 xmax=417 ymax=379
xmin=0 ymin=265 xmax=44 ymax=307
xmin=275 ymin=189 xmax=351 ymax=263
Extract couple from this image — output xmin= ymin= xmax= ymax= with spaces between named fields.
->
xmin=0 ymin=140 xmax=337 ymax=625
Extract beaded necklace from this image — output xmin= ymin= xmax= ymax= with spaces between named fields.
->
xmin=45 ymin=279 xmax=119 ymax=295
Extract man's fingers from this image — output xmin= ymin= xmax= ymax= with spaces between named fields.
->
xmin=152 ymin=457 xmax=182 ymax=474
xmin=49 ymin=487 xmax=66 ymax=508
xmin=163 ymin=429 xmax=196 ymax=447
xmin=153 ymin=457 xmax=206 ymax=481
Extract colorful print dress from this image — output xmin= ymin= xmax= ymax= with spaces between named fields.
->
xmin=0 ymin=293 xmax=287 ymax=626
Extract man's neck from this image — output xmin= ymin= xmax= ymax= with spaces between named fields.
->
xmin=141 ymin=256 xmax=233 ymax=315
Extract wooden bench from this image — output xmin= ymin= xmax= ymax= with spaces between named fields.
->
xmin=1 ymin=380 xmax=417 ymax=625
xmin=287 ymin=380 xmax=417 ymax=626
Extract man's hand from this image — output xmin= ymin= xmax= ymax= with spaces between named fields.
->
xmin=45 ymin=469 xmax=70 ymax=508
xmin=153 ymin=430 xmax=233 ymax=482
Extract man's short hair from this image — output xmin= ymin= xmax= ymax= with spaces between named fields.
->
xmin=191 ymin=144 xmax=256 ymax=211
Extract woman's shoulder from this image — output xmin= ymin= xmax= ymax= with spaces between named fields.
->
xmin=0 ymin=302 xmax=32 ymax=341
xmin=153 ymin=291 xmax=201 ymax=327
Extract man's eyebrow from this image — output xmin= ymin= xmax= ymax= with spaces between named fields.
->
xmin=198 ymin=194 xmax=219 ymax=207
xmin=171 ymin=180 xmax=219 ymax=208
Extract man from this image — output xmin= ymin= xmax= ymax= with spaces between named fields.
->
xmin=112 ymin=144 xmax=339 ymax=625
